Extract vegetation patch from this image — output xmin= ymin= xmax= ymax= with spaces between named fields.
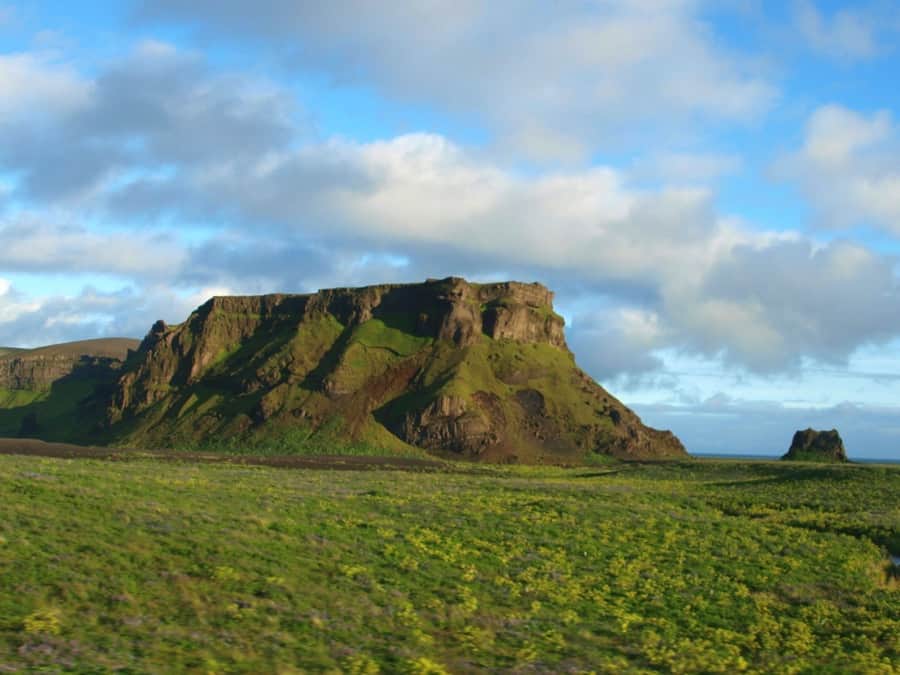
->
xmin=0 ymin=456 xmax=896 ymax=672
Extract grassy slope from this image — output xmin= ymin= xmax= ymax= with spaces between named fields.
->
xmin=0 ymin=457 xmax=897 ymax=673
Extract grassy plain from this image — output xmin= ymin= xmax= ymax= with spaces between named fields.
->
xmin=0 ymin=455 xmax=898 ymax=673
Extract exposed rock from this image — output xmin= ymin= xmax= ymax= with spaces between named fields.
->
xmin=0 ymin=338 xmax=140 ymax=444
xmin=101 ymin=277 xmax=688 ymax=462
xmin=0 ymin=339 xmax=137 ymax=391
xmin=782 ymin=428 xmax=848 ymax=463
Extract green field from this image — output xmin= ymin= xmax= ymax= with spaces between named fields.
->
xmin=1 ymin=456 xmax=898 ymax=673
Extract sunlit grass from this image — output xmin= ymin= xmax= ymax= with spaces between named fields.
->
xmin=0 ymin=456 xmax=897 ymax=672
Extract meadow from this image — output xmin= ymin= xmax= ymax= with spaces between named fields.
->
xmin=0 ymin=455 xmax=898 ymax=673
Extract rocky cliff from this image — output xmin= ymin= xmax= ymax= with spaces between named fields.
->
xmin=782 ymin=428 xmax=848 ymax=463
xmin=0 ymin=338 xmax=139 ymax=442
xmin=0 ymin=339 xmax=137 ymax=391
xmin=105 ymin=277 xmax=686 ymax=462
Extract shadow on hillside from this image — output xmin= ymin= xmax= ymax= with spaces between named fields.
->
xmin=0 ymin=359 xmax=118 ymax=443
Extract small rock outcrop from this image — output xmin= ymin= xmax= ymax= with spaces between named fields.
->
xmin=99 ymin=277 xmax=688 ymax=463
xmin=782 ymin=428 xmax=848 ymax=463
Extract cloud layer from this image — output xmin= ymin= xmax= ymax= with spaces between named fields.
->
xmin=1 ymin=40 xmax=899 ymax=383
xmin=137 ymin=0 xmax=776 ymax=161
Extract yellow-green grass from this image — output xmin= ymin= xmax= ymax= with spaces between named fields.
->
xmin=0 ymin=457 xmax=897 ymax=673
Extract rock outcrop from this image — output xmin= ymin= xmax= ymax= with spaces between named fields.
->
xmin=782 ymin=428 xmax=848 ymax=463
xmin=103 ymin=277 xmax=686 ymax=462
xmin=0 ymin=339 xmax=137 ymax=391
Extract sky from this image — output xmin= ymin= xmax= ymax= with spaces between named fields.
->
xmin=1 ymin=1 xmax=900 ymax=459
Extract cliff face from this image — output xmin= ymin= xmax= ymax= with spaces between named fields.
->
xmin=0 ymin=339 xmax=137 ymax=391
xmin=106 ymin=277 xmax=687 ymax=462
xmin=0 ymin=338 xmax=139 ymax=442
xmin=1 ymin=356 xmax=82 ymax=391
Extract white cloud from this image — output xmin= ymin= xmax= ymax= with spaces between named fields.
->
xmin=0 ymin=217 xmax=186 ymax=279
xmin=569 ymin=307 xmax=668 ymax=378
xmin=137 ymin=0 xmax=777 ymax=161
xmin=0 ymin=52 xmax=90 ymax=121
xmin=0 ymin=41 xmax=298 ymax=204
xmin=0 ymin=279 xmax=42 ymax=326
xmin=802 ymin=105 xmax=891 ymax=164
xmin=168 ymin=133 xmax=743 ymax=310
xmin=666 ymin=237 xmax=900 ymax=370
xmin=175 ymin=132 xmax=900 ymax=372
xmin=1 ymin=42 xmax=898 ymax=377
xmin=0 ymin=281 xmax=207 ymax=348
xmin=777 ymin=104 xmax=900 ymax=232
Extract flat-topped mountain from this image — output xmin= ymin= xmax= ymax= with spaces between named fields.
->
xmin=104 ymin=277 xmax=686 ymax=462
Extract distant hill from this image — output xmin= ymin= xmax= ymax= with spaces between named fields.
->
xmin=0 ymin=338 xmax=138 ymax=441
xmin=103 ymin=278 xmax=686 ymax=462
xmin=13 ymin=338 xmax=137 ymax=360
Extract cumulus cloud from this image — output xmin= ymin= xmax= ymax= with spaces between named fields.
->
xmin=0 ymin=279 xmax=41 ymax=325
xmin=0 ymin=51 xmax=89 ymax=121
xmin=0 ymin=216 xmax=185 ymax=279
xmin=136 ymin=0 xmax=776 ymax=161
xmin=777 ymin=104 xmax=900 ymax=233
xmin=154 ymin=133 xmax=727 ymax=293
xmin=0 ymin=41 xmax=298 ymax=204
xmin=130 ymin=131 xmax=899 ymax=374
xmin=568 ymin=307 xmax=667 ymax=379
xmin=2 ymin=41 xmax=899 ymax=381
xmin=666 ymin=237 xmax=900 ymax=369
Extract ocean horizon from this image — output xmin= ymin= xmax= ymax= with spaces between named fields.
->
xmin=692 ymin=452 xmax=900 ymax=465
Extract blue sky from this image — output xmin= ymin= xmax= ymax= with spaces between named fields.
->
xmin=2 ymin=1 xmax=900 ymax=459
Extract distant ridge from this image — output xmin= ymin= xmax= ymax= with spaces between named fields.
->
xmin=10 ymin=338 xmax=138 ymax=360
xmin=0 ymin=338 xmax=138 ymax=391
